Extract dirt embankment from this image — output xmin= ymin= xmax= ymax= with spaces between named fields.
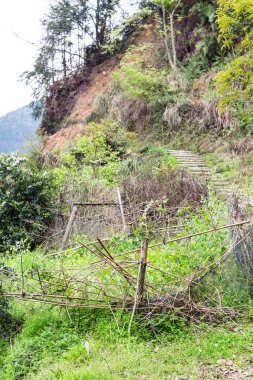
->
xmin=43 ymin=18 xmax=160 ymax=152
xmin=44 ymin=57 xmax=119 ymax=151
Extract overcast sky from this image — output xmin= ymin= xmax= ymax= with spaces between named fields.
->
xmin=0 ymin=0 xmax=51 ymax=117
xmin=0 ymin=0 xmax=136 ymax=118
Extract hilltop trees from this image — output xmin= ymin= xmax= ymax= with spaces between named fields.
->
xmin=23 ymin=0 xmax=121 ymax=111
xmin=92 ymin=0 xmax=120 ymax=51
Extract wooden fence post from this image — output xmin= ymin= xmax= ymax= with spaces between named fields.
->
xmin=116 ymin=187 xmax=127 ymax=232
xmin=137 ymin=238 xmax=149 ymax=306
xmin=61 ymin=205 xmax=78 ymax=249
xmin=128 ymin=238 xmax=149 ymax=335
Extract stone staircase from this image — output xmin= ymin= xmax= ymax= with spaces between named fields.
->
xmin=168 ymin=149 xmax=253 ymax=207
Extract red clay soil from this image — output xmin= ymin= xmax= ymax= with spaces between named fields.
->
xmin=44 ymin=18 xmax=161 ymax=152
xmin=43 ymin=124 xmax=87 ymax=151
xmin=44 ymin=57 xmax=119 ymax=151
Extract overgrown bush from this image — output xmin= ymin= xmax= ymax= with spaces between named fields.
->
xmin=215 ymin=56 xmax=253 ymax=131
xmin=122 ymin=169 xmax=207 ymax=228
xmin=0 ymin=154 xmax=58 ymax=250
xmin=0 ymin=296 xmax=16 ymax=338
xmin=114 ymin=45 xmax=175 ymax=111
xmin=120 ymin=145 xmax=207 ymax=228
xmin=0 ymin=265 xmax=23 ymax=339
xmin=57 ymin=121 xmax=134 ymax=190
xmin=214 ymin=0 xmax=253 ymax=131
xmin=85 ymin=120 xmax=136 ymax=156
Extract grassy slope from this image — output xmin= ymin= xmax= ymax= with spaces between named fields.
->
xmin=2 ymin=15 xmax=253 ymax=379
xmin=0 ymin=194 xmax=252 ymax=379
xmin=1 ymin=140 xmax=253 ymax=379
xmin=1 ymin=304 xmax=253 ymax=380
xmin=32 ymin=325 xmax=253 ymax=380
xmin=1 ymin=138 xmax=252 ymax=379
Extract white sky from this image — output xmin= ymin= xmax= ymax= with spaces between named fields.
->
xmin=0 ymin=0 xmax=137 ymax=118
xmin=0 ymin=0 xmax=51 ymax=117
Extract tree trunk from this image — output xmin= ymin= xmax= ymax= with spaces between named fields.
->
xmin=161 ymin=1 xmax=173 ymax=68
xmin=161 ymin=0 xmax=180 ymax=71
xmin=170 ymin=13 xmax=177 ymax=69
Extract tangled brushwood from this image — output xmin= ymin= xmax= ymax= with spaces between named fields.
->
xmin=1 ymin=214 xmax=251 ymax=327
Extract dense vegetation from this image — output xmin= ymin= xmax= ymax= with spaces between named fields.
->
xmin=0 ymin=154 xmax=57 ymax=249
xmin=1 ymin=0 xmax=253 ymax=378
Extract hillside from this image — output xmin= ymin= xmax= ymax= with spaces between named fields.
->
xmin=1 ymin=1 xmax=253 ymax=379
xmin=43 ymin=17 xmax=160 ymax=151
xmin=0 ymin=106 xmax=39 ymax=153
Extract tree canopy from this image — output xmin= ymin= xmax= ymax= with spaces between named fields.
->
xmin=23 ymin=0 xmax=122 ymax=104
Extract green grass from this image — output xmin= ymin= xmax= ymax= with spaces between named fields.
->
xmin=1 ymin=304 xmax=253 ymax=380
xmin=204 ymin=150 xmax=253 ymax=194
xmin=34 ymin=325 xmax=253 ymax=380
xmin=1 ymin=141 xmax=252 ymax=379
xmin=0 ymin=194 xmax=236 ymax=312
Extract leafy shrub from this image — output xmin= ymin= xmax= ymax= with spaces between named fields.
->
xmin=0 ymin=296 xmax=21 ymax=339
xmin=0 ymin=154 xmax=57 ymax=250
xmin=114 ymin=45 xmax=174 ymax=107
xmin=85 ymin=120 xmax=135 ymax=156
xmin=182 ymin=1 xmax=220 ymax=81
xmin=215 ymin=0 xmax=253 ymax=131
xmin=216 ymin=0 xmax=253 ymax=51
xmin=183 ymin=29 xmax=220 ymax=81
xmin=57 ymin=120 xmax=135 ymax=191
xmin=215 ymin=56 xmax=253 ymax=131
xmin=0 ymin=267 xmax=23 ymax=339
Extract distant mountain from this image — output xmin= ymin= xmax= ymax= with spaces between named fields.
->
xmin=0 ymin=106 xmax=40 ymax=153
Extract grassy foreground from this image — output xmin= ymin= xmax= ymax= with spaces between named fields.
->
xmin=1 ymin=303 xmax=253 ymax=380
xmin=0 ymin=193 xmax=252 ymax=380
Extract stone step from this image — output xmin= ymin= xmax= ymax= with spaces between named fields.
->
xmin=176 ymin=159 xmax=206 ymax=162
xmin=179 ymin=164 xmax=210 ymax=168
xmin=168 ymin=153 xmax=201 ymax=157
xmin=178 ymin=166 xmax=206 ymax=168
xmin=168 ymin=150 xmax=197 ymax=154
xmin=212 ymin=182 xmax=231 ymax=186
xmin=180 ymin=167 xmax=210 ymax=171
xmin=168 ymin=149 xmax=252 ymax=208
xmin=174 ymin=156 xmax=204 ymax=160
xmin=178 ymin=162 xmax=206 ymax=165
xmin=171 ymin=156 xmax=204 ymax=160
xmin=176 ymin=157 xmax=206 ymax=161
xmin=183 ymin=169 xmax=212 ymax=173
xmin=171 ymin=153 xmax=203 ymax=156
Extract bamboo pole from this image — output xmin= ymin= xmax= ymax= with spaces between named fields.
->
xmin=128 ymin=238 xmax=149 ymax=336
xmin=122 ymin=220 xmax=251 ymax=256
xmin=116 ymin=187 xmax=127 ymax=232
xmin=137 ymin=238 xmax=149 ymax=306
xmin=61 ymin=206 xmax=78 ymax=249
